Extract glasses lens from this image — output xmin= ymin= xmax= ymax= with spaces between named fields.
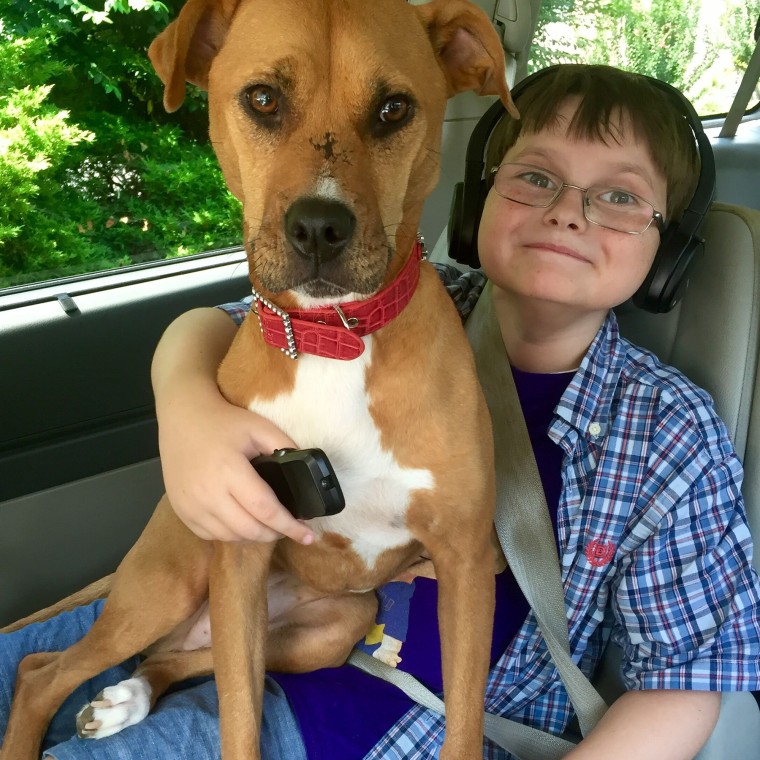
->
xmin=585 ymin=187 xmax=655 ymax=234
xmin=493 ymin=163 xmax=562 ymax=207
xmin=493 ymin=163 xmax=657 ymax=234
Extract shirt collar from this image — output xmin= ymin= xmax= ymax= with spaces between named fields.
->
xmin=552 ymin=311 xmax=627 ymax=443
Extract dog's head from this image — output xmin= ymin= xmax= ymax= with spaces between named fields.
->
xmin=149 ymin=0 xmax=515 ymax=306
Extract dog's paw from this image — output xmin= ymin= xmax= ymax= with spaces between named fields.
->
xmin=76 ymin=677 xmax=152 ymax=739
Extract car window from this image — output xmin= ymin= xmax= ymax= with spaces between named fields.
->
xmin=532 ymin=0 xmax=760 ymax=117
xmin=0 ymin=1 xmax=242 ymax=291
xmin=2 ymin=0 xmax=758 ymax=291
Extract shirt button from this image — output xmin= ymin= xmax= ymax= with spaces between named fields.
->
xmin=589 ymin=422 xmax=602 ymax=437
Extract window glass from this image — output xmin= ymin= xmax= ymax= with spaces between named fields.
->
xmin=3 ymin=1 xmax=759 ymax=290
xmin=532 ymin=0 xmax=760 ymax=117
xmin=0 ymin=0 xmax=242 ymax=290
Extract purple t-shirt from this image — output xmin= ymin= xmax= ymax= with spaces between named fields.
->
xmin=272 ymin=367 xmax=573 ymax=759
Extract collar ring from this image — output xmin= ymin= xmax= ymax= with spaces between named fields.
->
xmin=334 ymin=305 xmax=359 ymax=330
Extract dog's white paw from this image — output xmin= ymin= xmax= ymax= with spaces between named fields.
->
xmin=76 ymin=676 xmax=152 ymax=739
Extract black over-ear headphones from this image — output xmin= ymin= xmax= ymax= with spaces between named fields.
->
xmin=448 ymin=65 xmax=716 ymax=313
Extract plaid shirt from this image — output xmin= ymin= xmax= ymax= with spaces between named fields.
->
xmin=219 ymin=265 xmax=760 ymax=759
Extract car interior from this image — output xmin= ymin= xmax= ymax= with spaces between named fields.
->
xmin=1 ymin=0 xmax=760 ymax=756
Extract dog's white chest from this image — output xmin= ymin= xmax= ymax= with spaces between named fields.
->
xmin=250 ymin=337 xmax=434 ymax=566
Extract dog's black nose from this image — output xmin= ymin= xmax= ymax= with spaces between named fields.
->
xmin=284 ymin=198 xmax=356 ymax=262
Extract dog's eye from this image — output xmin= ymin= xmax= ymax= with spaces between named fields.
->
xmin=379 ymin=96 xmax=411 ymax=124
xmin=371 ymin=94 xmax=415 ymax=138
xmin=246 ymin=85 xmax=279 ymax=115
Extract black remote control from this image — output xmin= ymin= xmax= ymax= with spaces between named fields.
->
xmin=251 ymin=448 xmax=345 ymax=520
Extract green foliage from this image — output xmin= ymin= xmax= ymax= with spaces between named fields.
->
xmin=722 ymin=0 xmax=760 ymax=113
xmin=0 ymin=0 xmax=242 ymax=288
xmin=530 ymin=0 xmax=585 ymax=70
xmin=587 ymin=0 xmax=715 ymax=94
xmin=531 ymin=0 xmax=718 ymax=107
xmin=723 ymin=0 xmax=760 ymax=70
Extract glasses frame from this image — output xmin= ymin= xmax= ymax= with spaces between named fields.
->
xmin=489 ymin=162 xmax=665 ymax=235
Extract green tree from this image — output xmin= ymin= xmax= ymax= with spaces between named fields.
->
xmin=530 ymin=0 xmax=581 ymax=70
xmin=0 ymin=0 xmax=242 ymax=287
xmin=723 ymin=0 xmax=760 ymax=111
xmin=530 ymin=0 xmax=717 ymax=105
xmin=724 ymin=0 xmax=760 ymax=70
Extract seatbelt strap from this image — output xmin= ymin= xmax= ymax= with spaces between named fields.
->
xmin=466 ymin=282 xmax=608 ymax=736
xmin=719 ymin=22 xmax=760 ymax=138
xmin=349 ymin=282 xmax=607 ymax=758
xmin=349 ymin=650 xmax=577 ymax=760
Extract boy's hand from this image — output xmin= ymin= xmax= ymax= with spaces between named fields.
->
xmin=158 ymin=383 xmax=315 ymax=545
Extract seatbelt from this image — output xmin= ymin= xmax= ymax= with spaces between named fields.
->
xmin=719 ymin=18 xmax=760 ymax=138
xmin=349 ymin=282 xmax=607 ymax=759
xmin=349 ymin=650 xmax=577 ymax=760
xmin=468 ymin=281 xmax=609 ymax=734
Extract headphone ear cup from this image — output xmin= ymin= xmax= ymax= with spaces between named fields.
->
xmin=670 ymin=238 xmax=704 ymax=306
xmin=469 ymin=178 xmax=490 ymax=268
xmin=448 ymin=178 xmax=488 ymax=268
xmin=633 ymin=224 xmax=704 ymax=313
xmin=448 ymin=181 xmax=465 ymax=264
xmin=447 ymin=96 xmax=512 ymax=268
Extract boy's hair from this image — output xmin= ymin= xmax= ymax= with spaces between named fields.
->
xmin=485 ymin=64 xmax=700 ymax=223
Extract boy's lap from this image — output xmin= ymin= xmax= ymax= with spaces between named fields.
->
xmin=1 ymin=606 xmax=304 ymax=760
xmin=41 ymin=678 xmax=303 ymax=760
xmin=43 ymin=679 xmax=220 ymax=760
xmin=0 ymin=600 xmax=208 ymax=760
xmin=0 ymin=600 xmax=142 ymax=752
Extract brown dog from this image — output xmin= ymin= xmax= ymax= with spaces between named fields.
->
xmin=1 ymin=1 xmax=516 ymax=758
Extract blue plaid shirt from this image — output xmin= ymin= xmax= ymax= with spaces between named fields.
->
xmin=219 ymin=264 xmax=760 ymax=759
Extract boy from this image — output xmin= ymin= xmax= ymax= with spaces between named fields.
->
xmin=2 ymin=64 xmax=759 ymax=760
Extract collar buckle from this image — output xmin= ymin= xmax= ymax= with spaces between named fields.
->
xmin=252 ymin=288 xmax=298 ymax=360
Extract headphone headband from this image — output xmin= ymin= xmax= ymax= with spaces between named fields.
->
xmin=448 ymin=65 xmax=716 ymax=313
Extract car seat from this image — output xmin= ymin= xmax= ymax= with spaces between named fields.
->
xmin=429 ymin=200 xmax=760 ymax=758
xmin=615 ymin=201 xmax=760 ymax=759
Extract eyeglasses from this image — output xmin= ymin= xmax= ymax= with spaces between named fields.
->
xmin=489 ymin=162 xmax=665 ymax=235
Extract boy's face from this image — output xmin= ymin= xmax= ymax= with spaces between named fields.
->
xmin=477 ymin=98 xmax=667 ymax=318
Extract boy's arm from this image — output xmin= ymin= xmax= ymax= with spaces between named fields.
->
xmin=151 ymin=306 xmax=314 ymax=545
xmin=581 ymin=421 xmax=758 ymax=758
xmin=567 ymin=689 xmax=720 ymax=759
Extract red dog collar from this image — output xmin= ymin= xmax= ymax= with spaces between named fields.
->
xmin=251 ymin=240 xmax=423 ymax=361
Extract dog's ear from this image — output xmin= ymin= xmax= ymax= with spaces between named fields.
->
xmin=414 ymin=0 xmax=519 ymax=118
xmin=148 ymin=0 xmax=240 ymax=113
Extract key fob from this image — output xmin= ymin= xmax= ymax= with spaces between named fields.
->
xmin=251 ymin=447 xmax=345 ymax=520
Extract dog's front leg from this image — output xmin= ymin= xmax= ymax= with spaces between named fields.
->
xmin=434 ymin=547 xmax=494 ymax=759
xmin=209 ymin=540 xmax=276 ymax=760
xmin=411 ymin=500 xmax=496 ymax=760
